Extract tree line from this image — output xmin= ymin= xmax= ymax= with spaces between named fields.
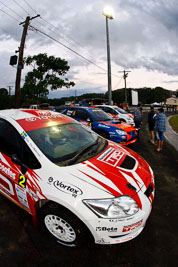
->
xmin=0 ymin=53 xmax=177 ymax=109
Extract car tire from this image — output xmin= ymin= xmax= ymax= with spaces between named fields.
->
xmin=38 ymin=201 xmax=93 ymax=247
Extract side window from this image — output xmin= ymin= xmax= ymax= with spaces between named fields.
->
xmin=103 ymin=107 xmax=110 ymax=113
xmin=111 ymin=109 xmax=117 ymax=115
xmin=65 ymin=109 xmax=74 ymax=117
xmin=0 ymin=119 xmax=21 ymax=157
xmin=74 ymin=110 xmax=90 ymax=121
xmin=0 ymin=119 xmax=41 ymax=169
xmin=22 ymin=141 xmax=41 ymax=169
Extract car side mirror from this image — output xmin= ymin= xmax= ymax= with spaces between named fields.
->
xmin=11 ymin=154 xmax=28 ymax=174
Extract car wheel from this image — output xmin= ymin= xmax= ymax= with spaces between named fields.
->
xmin=97 ymin=130 xmax=110 ymax=140
xmin=38 ymin=202 xmax=93 ymax=247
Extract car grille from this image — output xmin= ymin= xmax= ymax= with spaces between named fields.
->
xmin=144 ymin=185 xmax=153 ymax=198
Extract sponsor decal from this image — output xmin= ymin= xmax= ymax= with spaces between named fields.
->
xmin=97 ymin=148 xmax=124 ymax=167
xmin=122 ymin=219 xmax=143 ymax=232
xmin=18 ymin=174 xmax=27 ymax=188
xmin=98 ymin=124 xmax=110 ymax=128
xmin=53 ymin=180 xmax=83 ymax=198
xmin=0 ymin=162 xmax=16 ymax=180
xmin=66 ymin=110 xmax=73 ymax=116
xmin=26 ymin=187 xmax=38 ymax=201
xmin=15 ymin=184 xmax=29 ymax=209
xmin=109 ymin=219 xmax=123 ymax=223
xmin=96 ymin=238 xmax=110 ymax=244
xmin=48 ymin=177 xmax=53 ymax=183
xmin=115 ymin=236 xmax=133 ymax=243
xmin=97 ymin=147 xmax=113 ymax=161
xmin=96 ymin=227 xmax=117 ymax=233
xmin=21 ymin=131 xmax=27 ymax=140
xmin=25 ymin=113 xmax=62 ymax=122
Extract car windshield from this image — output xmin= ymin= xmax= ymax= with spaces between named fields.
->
xmin=27 ymin=122 xmax=107 ymax=166
xmin=90 ymin=109 xmax=113 ymax=121
xmin=115 ymin=107 xmax=128 ymax=114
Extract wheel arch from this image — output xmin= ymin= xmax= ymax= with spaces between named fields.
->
xmin=95 ymin=129 xmax=110 ymax=139
xmin=34 ymin=197 xmax=95 ymax=242
xmin=119 ymin=118 xmax=126 ymax=123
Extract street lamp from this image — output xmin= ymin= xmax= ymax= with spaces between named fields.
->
xmin=103 ymin=6 xmax=114 ymax=105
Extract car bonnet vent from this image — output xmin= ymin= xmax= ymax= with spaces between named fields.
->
xmin=120 ymin=155 xmax=136 ymax=170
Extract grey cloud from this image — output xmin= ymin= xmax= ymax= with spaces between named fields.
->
xmin=1 ymin=0 xmax=178 ymax=91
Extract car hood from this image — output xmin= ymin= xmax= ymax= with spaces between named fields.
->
xmin=68 ymin=142 xmax=153 ymax=205
xmin=98 ymin=120 xmax=135 ymax=132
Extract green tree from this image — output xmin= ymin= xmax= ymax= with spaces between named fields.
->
xmin=0 ymin=88 xmax=10 ymax=109
xmin=0 ymin=88 xmax=8 ymax=95
xmin=21 ymin=53 xmax=75 ymax=104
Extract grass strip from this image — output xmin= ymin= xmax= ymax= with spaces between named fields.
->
xmin=169 ymin=115 xmax=178 ymax=133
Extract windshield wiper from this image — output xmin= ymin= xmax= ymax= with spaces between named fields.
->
xmin=67 ymin=138 xmax=99 ymax=165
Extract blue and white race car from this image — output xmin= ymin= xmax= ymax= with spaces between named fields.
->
xmin=62 ymin=107 xmax=137 ymax=145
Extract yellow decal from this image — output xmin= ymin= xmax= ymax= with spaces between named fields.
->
xmin=18 ymin=174 xmax=27 ymax=188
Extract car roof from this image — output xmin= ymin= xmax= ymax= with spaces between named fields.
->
xmin=97 ymin=105 xmax=116 ymax=108
xmin=66 ymin=106 xmax=100 ymax=112
xmin=0 ymin=109 xmax=75 ymax=131
xmin=0 ymin=109 xmax=56 ymax=120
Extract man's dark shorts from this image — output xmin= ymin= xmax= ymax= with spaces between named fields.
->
xmin=149 ymin=122 xmax=155 ymax=131
xmin=155 ymin=131 xmax=164 ymax=141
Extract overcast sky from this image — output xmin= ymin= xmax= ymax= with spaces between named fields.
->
xmin=0 ymin=0 xmax=178 ymax=99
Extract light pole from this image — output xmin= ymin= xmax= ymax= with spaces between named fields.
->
xmin=103 ymin=6 xmax=114 ymax=105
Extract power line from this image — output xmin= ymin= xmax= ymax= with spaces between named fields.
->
xmin=113 ymin=76 xmax=124 ymax=90
xmin=30 ymin=24 xmax=108 ymax=73
xmin=21 ymin=2 xmax=119 ymax=77
xmin=15 ymin=1 xmax=120 ymax=79
xmin=12 ymin=0 xmax=29 ymax=15
xmin=23 ymin=0 xmax=38 ymax=15
xmin=39 ymin=16 xmax=119 ymax=77
xmin=29 ymin=23 xmax=120 ymax=79
xmin=0 ymin=8 xmax=19 ymax=22
xmin=40 ymin=16 xmax=87 ymax=51
xmin=21 ymin=0 xmax=89 ymax=50
xmin=0 ymin=2 xmax=120 ymax=88
xmin=0 ymin=0 xmax=24 ymax=20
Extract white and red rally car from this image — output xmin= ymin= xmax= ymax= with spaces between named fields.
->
xmin=0 ymin=109 xmax=155 ymax=246
xmin=96 ymin=105 xmax=135 ymax=126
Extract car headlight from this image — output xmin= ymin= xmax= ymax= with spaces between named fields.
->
xmin=116 ymin=129 xmax=127 ymax=136
xmin=83 ymin=196 xmax=139 ymax=219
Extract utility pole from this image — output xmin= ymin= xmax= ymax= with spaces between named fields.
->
xmin=7 ymin=86 xmax=12 ymax=107
xmin=118 ymin=70 xmax=131 ymax=105
xmin=7 ymin=86 xmax=12 ymax=96
xmin=15 ymin=15 xmax=40 ymax=108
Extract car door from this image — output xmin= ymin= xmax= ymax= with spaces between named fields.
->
xmin=102 ymin=106 xmax=115 ymax=118
xmin=0 ymin=118 xmax=41 ymax=213
xmin=72 ymin=109 xmax=92 ymax=128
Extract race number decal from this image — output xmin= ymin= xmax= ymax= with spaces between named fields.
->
xmin=18 ymin=174 xmax=27 ymax=188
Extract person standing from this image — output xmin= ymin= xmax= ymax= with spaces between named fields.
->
xmin=154 ymin=107 xmax=166 ymax=152
xmin=148 ymin=106 xmax=155 ymax=144
xmin=134 ymin=104 xmax=142 ymax=139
